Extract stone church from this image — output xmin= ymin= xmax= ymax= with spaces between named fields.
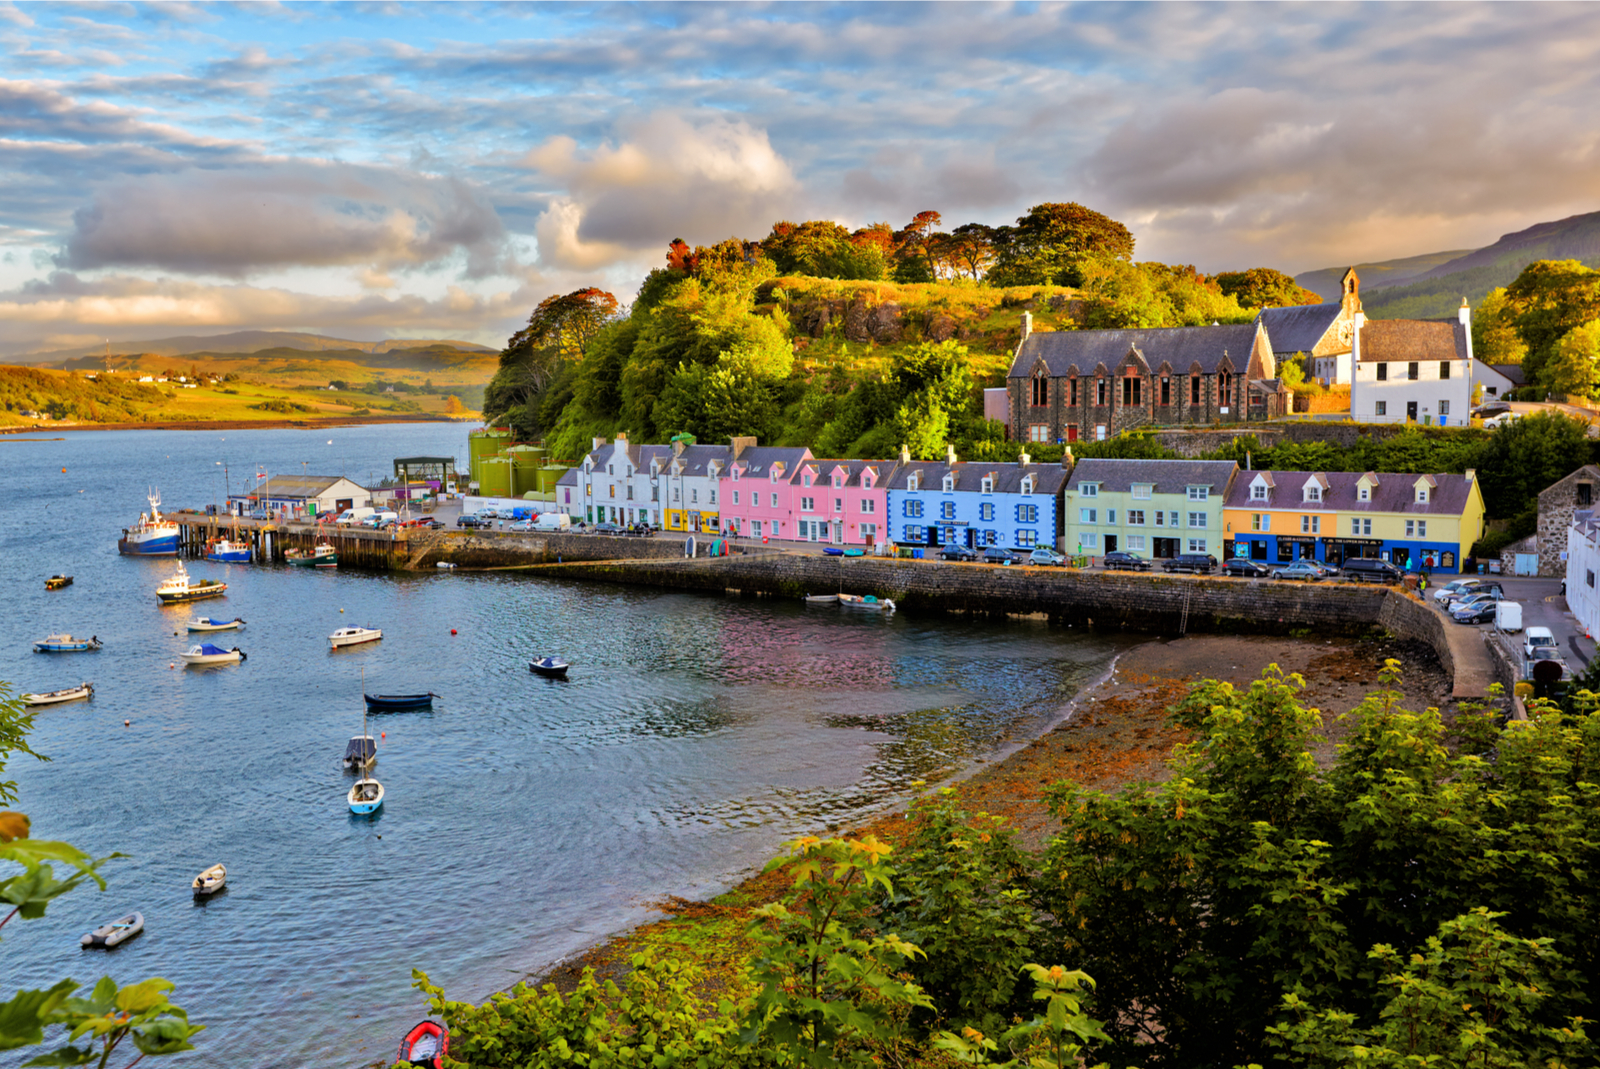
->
xmin=1006 ymin=314 xmax=1285 ymax=443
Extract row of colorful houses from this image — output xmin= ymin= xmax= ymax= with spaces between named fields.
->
xmin=556 ymin=436 xmax=1488 ymax=572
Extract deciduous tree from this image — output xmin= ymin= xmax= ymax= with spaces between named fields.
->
xmin=1213 ymin=267 xmax=1322 ymax=309
xmin=988 ymin=202 xmax=1134 ymax=287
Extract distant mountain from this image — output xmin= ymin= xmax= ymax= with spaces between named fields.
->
xmin=1296 ymin=251 xmax=1476 ymax=303
xmin=9 ymin=330 xmax=494 ymax=364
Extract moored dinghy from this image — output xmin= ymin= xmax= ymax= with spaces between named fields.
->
xmin=342 ymin=735 xmax=376 ymax=771
xmin=45 ymin=575 xmax=73 ymax=590
xmin=21 ymin=682 xmax=93 ymax=706
xmin=396 ymin=1020 xmax=449 ymax=1068
xmin=329 ymin=626 xmax=382 ymax=650
xmin=187 ymin=616 xmax=245 ymax=632
xmin=81 ymin=912 xmax=144 ymax=949
xmin=179 ymin=643 xmax=246 ymax=666
xmin=33 ymin=634 xmax=102 ymax=653
xmin=529 ymin=656 xmax=569 ymax=679
xmin=838 ymin=593 xmax=896 ymax=613
xmin=363 ymin=692 xmax=436 ymax=711
xmin=349 ymin=776 xmax=384 ymax=814
xmin=192 ymin=863 xmax=226 ymax=896
xmin=804 ymin=593 xmax=839 ymax=605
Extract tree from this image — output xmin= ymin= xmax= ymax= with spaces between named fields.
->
xmin=1213 ymin=267 xmax=1322 ymax=309
xmin=988 ymin=202 xmax=1134 ymax=287
xmin=1544 ymin=319 xmax=1600 ymax=398
xmin=1472 ymin=286 xmax=1528 ymax=365
xmin=1075 ymin=261 xmax=1251 ymax=329
xmin=941 ymin=223 xmax=997 ymax=280
xmin=484 ymin=287 xmax=620 ymax=431
xmin=1502 ymin=260 xmax=1600 ymax=386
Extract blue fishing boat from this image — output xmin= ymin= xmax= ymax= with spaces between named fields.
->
xmin=33 ymin=634 xmax=102 ymax=653
xmin=364 ymin=692 xmax=436 ymax=711
xmin=117 ymin=489 xmax=180 ymax=556
xmin=204 ymin=538 xmax=251 ymax=563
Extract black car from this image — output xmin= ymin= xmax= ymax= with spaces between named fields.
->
xmin=1223 ymin=558 xmax=1272 ymax=578
xmin=1162 ymin=553 xmax=1218 ymax=574
xmin=939 ymin=545 xmax=979 ymax=562
xmin=1102 ymin=551 xmax=1152 ymax=571
xmin=456 ymin=514 xmax=490 ymax=528
xmin=1452 ymin=601 xmax=1498 ymax=624
xmin=1341 ymin=558 xmax=1404 ymax=584
xmin=983 ymin=546 xmax=1017 ymax=565
xmin=592 ymin=522 xmax=624 ymax=535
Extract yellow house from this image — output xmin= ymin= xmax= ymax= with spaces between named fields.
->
xmin=1223 ymin=469 xmax=1485 ymax=573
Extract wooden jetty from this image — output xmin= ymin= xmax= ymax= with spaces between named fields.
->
xmin=168 ymin=511 xmax=414 ymax=570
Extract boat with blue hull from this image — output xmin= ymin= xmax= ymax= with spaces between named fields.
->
xmin=364 ymin=692 xmax=437 ymax=712
xmin=33 ymin=634 xmax=102 ymax=653
xmin=205 ymin=538 xmax=251 ymax=563
xmin=117 ymin=489 xmax=180 ymax=556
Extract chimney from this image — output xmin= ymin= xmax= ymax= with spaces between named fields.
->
xmin=673 ymin=439 xmax=685 ymax=457
xmin=1020 ymin=310 xmax=1032 ymax=342
xmin=945 ymin=444 xmax=957 ymax=466
xmin=1246 ymin=451 xmax=1252 ymax=471
xmin=899 ymin=443 xmax=911 ymax=464
xmin=1459 ymin=297 xmax=1471 ymax=327
xmin=592 ymin=436 xmax=607 ymax=451
xmin=1465 ymin=468 xmax=1476 ymax=483
xmin=729 ymin=435 xmax=757 ymax=459
xmin=616 ymin=432 xmax=629 ymax=445
xmin=1062 ymin=447 xmax=1074 ymax=470
xmin=1018 ymin=451 xmax=1031 ymax=468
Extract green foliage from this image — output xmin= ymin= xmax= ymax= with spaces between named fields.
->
xmin=1503 ymin=260 xmax=1600 ymax=387
xmin=1473 ymin=286 xmax=1529 ymax=365
xmin=1214 ymin=267 xmax=1322 ymax=309
xmin=988 ymin=202 xmax=1134 ymax=287
xmin=1075 ymin=261 xmax=1252 ymax=329
xmin=0 ymin=683 xmax=45 ymax=807
xmin=1546 ymin=318 xmax=1600 ymax=398
xmin=0 ymin=369 xmax=163 ymax=424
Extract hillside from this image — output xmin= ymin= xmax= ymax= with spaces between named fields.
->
xmin=1296 ymin=249 xmax=1475 ymax=302
xmin=9 ymin=330 xmax=493 ymax=364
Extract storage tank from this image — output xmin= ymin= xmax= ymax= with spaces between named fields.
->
xmin=508 ymin=445 xmax=543 ymax=497
xmin=476 ymin=455 xmax=513 ymax=499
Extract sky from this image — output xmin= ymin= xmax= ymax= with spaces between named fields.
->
xmin=4 ymin=1 xmax=1600 ymax=355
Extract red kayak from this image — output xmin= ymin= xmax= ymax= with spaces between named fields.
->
xmin=397 ymin=1020 xmax=448 ymax=1067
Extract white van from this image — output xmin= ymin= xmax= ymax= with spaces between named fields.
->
xmin=532 ymin=513 xmax=571 ymax=532
xmin=336 ymin=507 xmax=376 ymax=527
xmin=1524 ymin=626 xmax=1557 ymax=661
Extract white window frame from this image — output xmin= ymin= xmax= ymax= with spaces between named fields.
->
xmin=1131 ymin=484 xmax=1152 ymax=500
xmin=1081 ymin=484 xmax=1098 ymax=497
xmin=1188 ymin=511 xmax=1206 ymax=528
xmin=1187 ymin=538 xmax=1208 ymax=553
xmin=1188 ymin=486 xmax=1208 ymax=501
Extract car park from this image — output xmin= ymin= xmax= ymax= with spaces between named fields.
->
xmin=982 ymin=546 xmax=1017 ymax=565
xmin=939 ymin=545 xmax=978 ymax=562
xmin=1448 ymin=591 xmax=1504 ymax=616
xmin=1432 ymin=578 xmax=1483 ymax=604
xmin=1275 ymin=560 xmax=1325 ymax=581
xmin=1028 ymin=547 xmax=1067 ymax=567
xmin=1102 ymin=551 xmax=1152 ymax=571
xmin=1223 ymin=558 xmax=1273 ymax=578
xmin=1162 ymin=553 xmax=1217 ymax=574
xmin=1340 ymin=558 xmax=1404 ymax=584
xmin=1444 ymin=583 xmax=1503 ymax=609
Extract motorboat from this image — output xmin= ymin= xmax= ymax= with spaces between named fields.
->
xmin=364 ymin=692 xmax=436 ymax=711
xmin=286 ymin=543 xmax=338 ymax=568
xmin=529 ymin=656 xmax=569 ymax=679
xmin=204 ymin=537 xmax=251 ymax=563
xmin=81 ymin=912 xmax=144 ymax=948
xmin=179 ymin=643 xmax=246 ymax=666
xmin=21 ymin=682 xmax=93 ymax=706
xmin=396 ymin=1020 xmax=449 ymax=1068
xmin=329 ymin=626 xmax=382 ymax=650
xmin=192 ymin=863 xmax=227 ymax=896
xmin=349 ymin=776 xmax=384 ymax=815
xmin=187 ymin=616 xmax=245 ymax=632
xmin=343 ymin=735 xmax=376 ymax=772
xmin=118 ymin=489 xmax=180 ymax=556
xmin=804 ymin=594 xmax=839 ymax=605
xmin=33 ymin=634 xmax=102 ymax=653
xmin=435 ymin=561 xmax=457 ymax=570
xmin=45 ymin=575 xmax=73 ymax=590
xmin=839 ymin=593 xmax=896 ymax=613
xmin=155 ymin=561 xmax=227 ymax=604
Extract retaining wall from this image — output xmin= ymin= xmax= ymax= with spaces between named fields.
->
xmin=402 ymin=529 xmax=746 ymax=569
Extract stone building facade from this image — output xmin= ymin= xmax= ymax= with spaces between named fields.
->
xmin=1537 ymin=465 xmax=1600 ymax=577
xmin=1006 ymin=316 xmax=1282 ymax=444
xmin=1256 ymin=267 xmax=1363 ymax=385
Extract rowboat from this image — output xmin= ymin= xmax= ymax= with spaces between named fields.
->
xmin=187 ymin=616 xmax=245 ymax=632
xmin=155 ymin=561 xmax=227 ymax=604
xmin=21 ymin=682 xmax=93 ymax=706
xmin=529 ymin=656 xmax=569 ymax=679
xmin=285 ymin=543 xmax=338 ymax=568
xmin=839 ymin=593 xmax=896 ymax=613
xmin=45 ymin=575 xmax=73 ymax=590
xmin=81 ymin=912 xmax=144 ymax=948
xmin=348 ymin=776 xmax=384 ymax=815
xmin=804 ymin=594 xmax=839 ymax=604
xmin=180 ymin=644 xmax=246 ymax=666
xmin=364 ymin=692 xmax=436 ymax=711
xmin=397 ymin=1020 xmax=449 ymax=1069
xmin=330 ymin=626 xmax=382 ymax=649
xmin=33 ymin=634 xmax=102 ymax=653
xmin=192 ymin=863 xmax=226 ymax=896
xmin=204 ymin=537 xmax=251 ymax=563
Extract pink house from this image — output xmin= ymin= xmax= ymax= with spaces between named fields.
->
xmin=790 ymin=459 xmax=897 ymax=545
xmin=718 ymin=446 xmax=812 ymax=541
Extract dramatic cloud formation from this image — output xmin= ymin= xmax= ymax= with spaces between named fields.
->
xmin=3 ymin=2 xmax=1600 ymax=352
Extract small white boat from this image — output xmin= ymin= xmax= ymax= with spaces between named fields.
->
xmin=187 ymin=616 xmax=245 ymax=632
xmin=155 ymin=560 xmax=227 ymax=604
xmin=33 ymin=634 xmax=102 ymax=653
xmin=804 ymin=594 xmax=839 ymax=605
xmin=839 ymin=593 xmax=896 ymax=613
xmin=435 ymin=561 xmax=457 ymax=570
xmin=81 ymin=912 xmax=144 ymax=948
xmin=330 ymin=626 xmax=382 ymax=650
xmin=21 ymin=682 xmax=93 ymax=706
xmin=348 ymin=777 xmax=385 ymax=815
xmin=192 ymin=863 xmax=226 ymax=896
xmin=180 ymin=643 xmax=246 ymax=666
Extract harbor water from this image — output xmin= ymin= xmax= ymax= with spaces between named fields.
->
xmin=1 ymin=423 xmax=1138 ymax=1067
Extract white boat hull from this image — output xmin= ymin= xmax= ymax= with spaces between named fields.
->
xmin=330 ymin=628 xmax=382 ymax=649
xmin=192 ymin=864 xmax=227 ymax=896
xmin=82 ymin=912 xmax=144 ymax=948
xmin=21 ymin=683 xmax=93 ymax=706
xmin=348 ymin=778 xmax=384 ymax=814
xmin=187 ymin=618 xmax=244 ymax=632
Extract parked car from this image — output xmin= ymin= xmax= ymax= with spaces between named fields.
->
xmin=1444 ymin=583 xmax=1504 ymax=608
xmin=1162 ymin=553 xmax=1217 ymax=574
xmin=1028 ymin=546 xmax=1067 ymax=567
xmin=1275 ymin=560 xmax=1325 ymax=582
xmin=1102 ymin=551 xmax=1152 ymax=571
xmin=1526 ymin=646 xmax=1567 ymax=682
xmin=1341 ymin=558 xmax=1404 ymax=584
xmin=508 ymin=519 xmax=536 ymax=532
xmin=1448 ymin=591 xmax=1505 ymax=615
xmin=1474 ymin=401 xmax=1511 ymax=418
xmin=456 ymin=514 xmax=490 ymax=528
xmin=477 ymin=507 xmax=500 ymax=519
xmin=1223 ymin=558 xmax=1273 ymax=578
xmin=592 ymin=522 xmax=623 ymax=535
xmin=983 ymin=546 xmax=1017 ymax=565
xmin=940 ymin=545 xmax=978 ymax=562
xmin=1433 ymin=578 xmax=1485 ymax=604
xmin=1525 ymin=626 xmax=1559 ymax=662
xmin=1452 ymin=601 xmax=1498 ymax=624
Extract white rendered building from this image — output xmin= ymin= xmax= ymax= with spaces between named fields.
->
xmin=1350 ymin=302 xmax=1474 ymax=425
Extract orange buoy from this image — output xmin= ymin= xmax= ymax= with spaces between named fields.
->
xmin=380 ymin=732 xmax=386 ymax=739
xmin=450 ymin=628 xmax=457 ymax=635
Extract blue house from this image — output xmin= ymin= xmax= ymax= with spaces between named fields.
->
xmin=885 ymin=446 xmax=1070 ymax=551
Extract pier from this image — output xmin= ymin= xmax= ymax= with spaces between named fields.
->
xmin=167 ymin=510 xmax=415 ymax=569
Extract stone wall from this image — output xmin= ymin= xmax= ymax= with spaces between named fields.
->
xmin=404 ymin=529 xmax=712 ymax=569
xmin=1376 ymin=587 xmax=1456 ymax=683
xmin=1149 ymin=420 xmax=1468 ymax=459
xmin=1536 ymin=466 xmax=1600 ymax=577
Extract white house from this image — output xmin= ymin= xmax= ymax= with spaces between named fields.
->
xmin=227 ymin=475 xmax=369 ymax=518
xmin=1566 ymin=511 xmax=1600 ymax=640
xmin=1474 ymin=360 xmax=1526 ymax=401
xmin=1350 ymin=301 xmax=1474 ymax=425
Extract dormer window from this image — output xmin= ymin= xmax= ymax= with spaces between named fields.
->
xmin=1082 ymin=484 xmax=1098 ymax=498
xmin=908 ymin=473 xmax=921 ymax=492
xmin=942 ymin=474 xmax=955 ymax=492
xmin=1251 ymin=484 xmax=1267 ymax=500
xmin=1416 ymin=487 xmax=1429 ymax=503
xmin=981 ymin=478 xmax=994 ymax=494
xmin=731 ymin=467 xmax=739 ymax=481
xmin=804 ymin=473 xmax=813 ymax=487
xmin=1021 ymin=476 xmax=1034 ymax=494
xmin=1187 ymin=486 xmax=1208 ymax=501
xmin=1306 ymin=486 xmax=1321 ymax=502
xmin=1358 ymin=486 xmax=1370 ymax=502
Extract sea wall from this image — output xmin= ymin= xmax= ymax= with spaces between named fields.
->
xmin=403 ymin=529 xmax=723 ymax=569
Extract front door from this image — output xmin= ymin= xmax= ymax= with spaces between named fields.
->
xmin=1154 ymin=537 xmax=1178 ymax=559
xmin=1406 ymin=401 xmax=1418 ymax=422
xmin=1104 ymin=534 xmax=1118 ymax=554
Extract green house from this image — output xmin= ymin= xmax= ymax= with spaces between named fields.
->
xmin=1062 ymin=458 xmax=1240 ymax=562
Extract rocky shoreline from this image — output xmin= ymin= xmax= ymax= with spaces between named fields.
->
xmin=0 ymin=413 xmax=470 ymax=435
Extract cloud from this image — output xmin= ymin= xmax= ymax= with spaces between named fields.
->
xmin=58 ymin=161 xmax=511 ymax=278
xmin=524 ymin=112 xmax=799 ymax=269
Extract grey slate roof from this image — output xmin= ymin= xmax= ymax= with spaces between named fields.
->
xmin=1256 ymin=303 xmax=1343 ymax=355
xmin=1008 ymin=323 xmax=1263 ymax=379
xmin=799 ymin=458 xmax=901 ymax=489
xmin=665 ymin=443 xmax=732 ymax=477
xmin=729 ymin=446 xmax=812 ymax=479
xmin=1066 ymin=458 xmax=1239 ymax=495
xmin=1223 ymin=470 xmax=1479 ymax=516
xmin=556 ymin=468 xmax=578 ymax=487
xmin=1357 ymin=319 xmax=1470 ymax=363
xmin=892 ymin=460 xmax=1070 ymax=495
xmin=1491 ymin=363 xmax=1527 ymax=386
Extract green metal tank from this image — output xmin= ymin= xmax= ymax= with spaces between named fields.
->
xmin=476 ymin=455 xmax=513 ymax=498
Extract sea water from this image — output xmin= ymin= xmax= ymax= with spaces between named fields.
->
xmin=1 ymin=423 xmax=1133 ymax=1066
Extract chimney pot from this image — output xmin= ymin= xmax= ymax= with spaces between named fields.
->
xmin=899 ymin=443 xmax=911 ymax=464
xmin=945 ymin=444 xmax=957 ymax=465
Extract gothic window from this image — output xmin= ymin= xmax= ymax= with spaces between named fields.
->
xmin=1031 ymin=369 xmax=1049 ymax=407
xmin=1190 ymin=376 xmax=1201 ymax=404
xmin=1069 ymin=377 xmax=1079 ymax=405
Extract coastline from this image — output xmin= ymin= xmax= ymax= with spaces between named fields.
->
xmin=518 ymin=628 xmax=1454 ymax=999
xmin=0 ymin=413 xmax=474 ymax=435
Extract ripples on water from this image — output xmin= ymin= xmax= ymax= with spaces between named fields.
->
xmin=1 ymin=424 xmax=1135 ymax=1067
